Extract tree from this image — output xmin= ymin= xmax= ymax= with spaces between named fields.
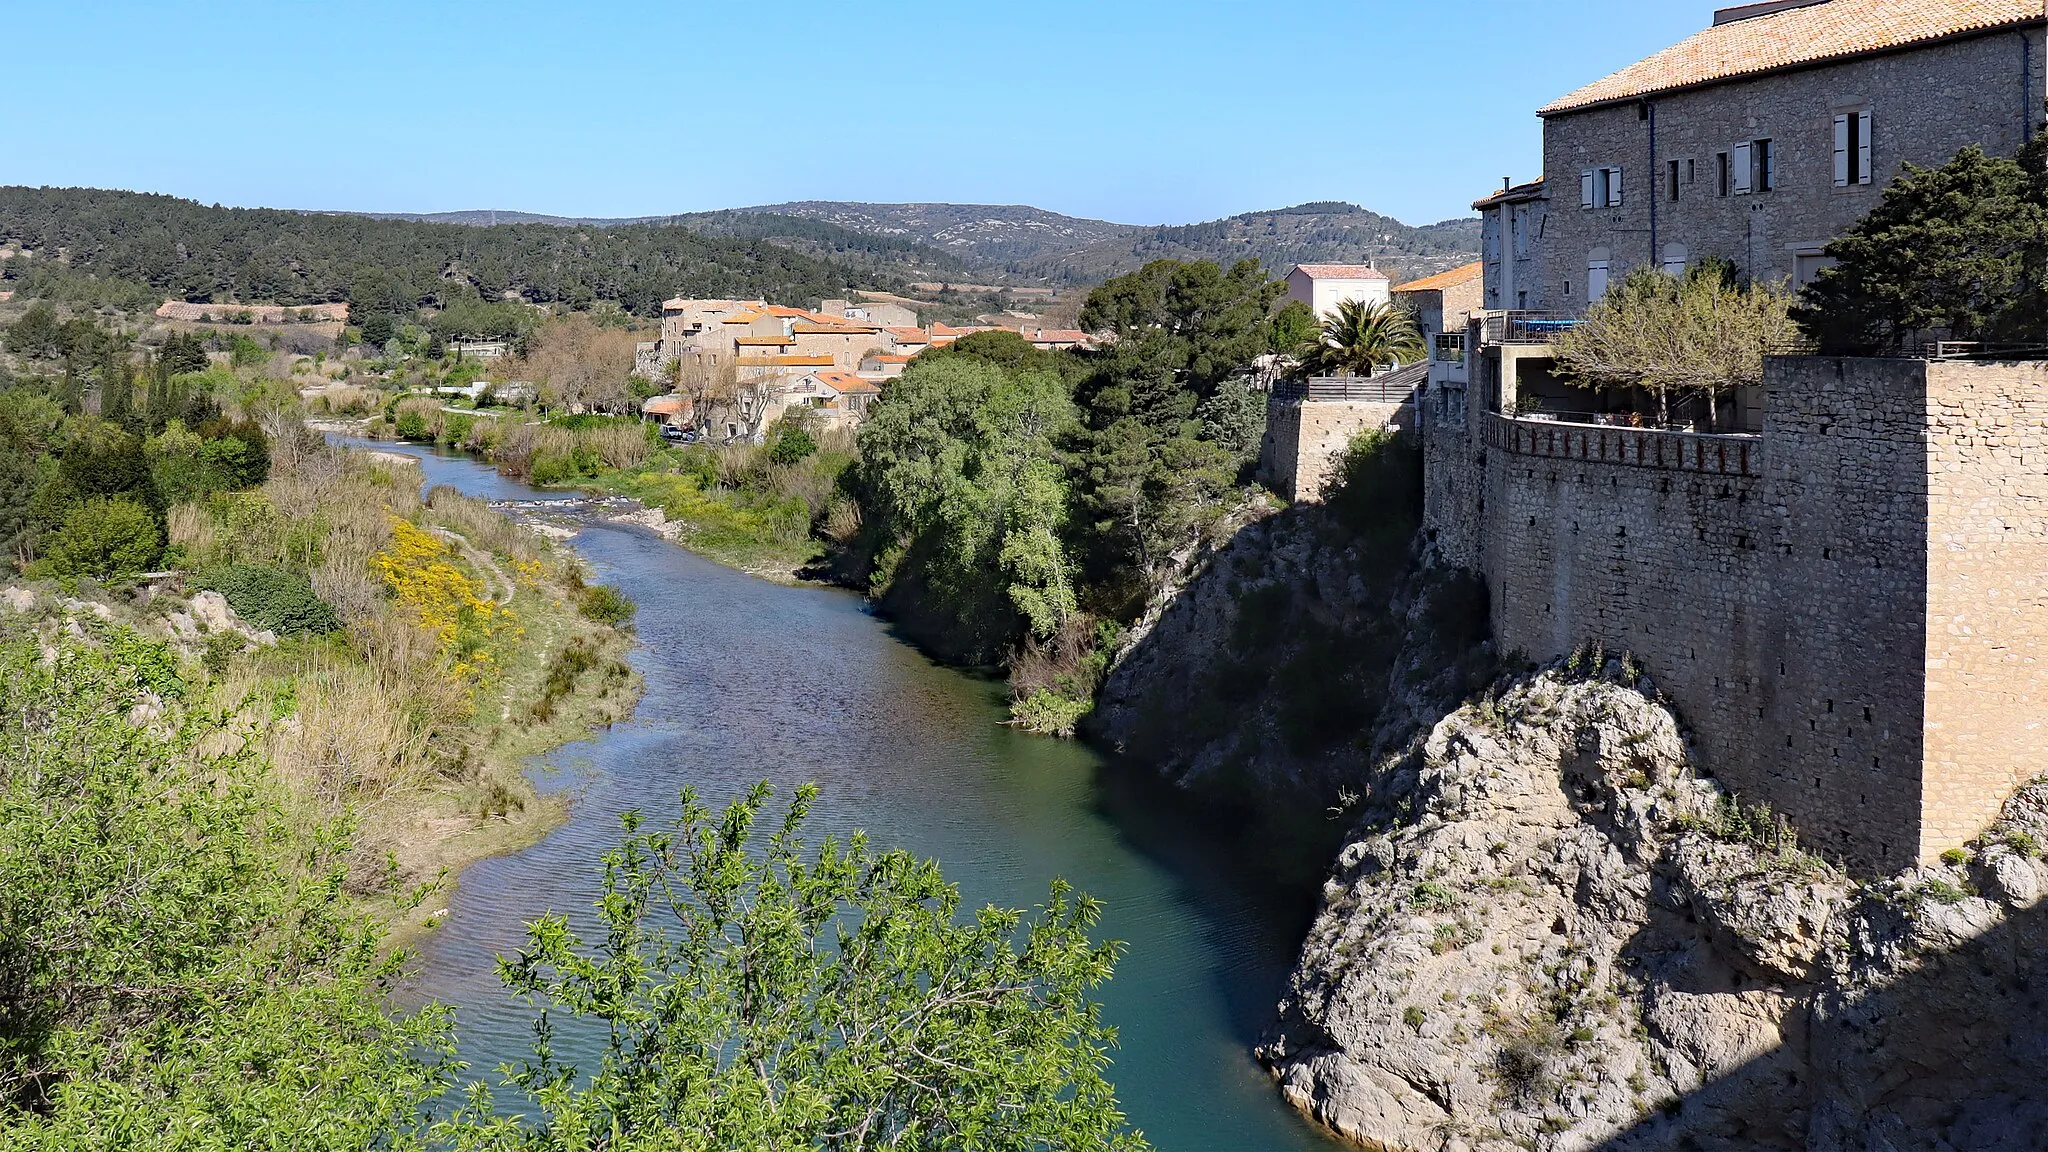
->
xmin=0 ymin=632 xmax=451 ymax=1149
xmin=1555 ymin=262 xmax=1797 ymax=429
xmin=1078 ymin=259 xmax=1281 ymax=402
xmin=4 ymin=303 xmax=61 ymax=361
xmin=154 ymin=332 xmax=211 ymax=379
xmin=1792 ymin=141 xmax=2048 ymax=354
xmin=855 ymin=356 xmax=1081 ymax=658
xmin=511 ymin=314 xmax=639 ymax=413
xmin=1296 ymin=299 xmax=1424 ymax=378
xmin=447 ymin=783 xmax=1146 ymax=1152
xmin=33 ymin=496 xmax=161 ymax=580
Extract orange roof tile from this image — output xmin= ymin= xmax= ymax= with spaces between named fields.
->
xmin=1393 ymin=262 xmax=1484 ymax=294
xmin=735 ymin=334 xmax=795 ymax=345
xmin=1472 ymin=179 xmax=1548 ymax=210
xmin=722 ymin=310 xmax=767 ymax=324
xmin=1541 ymin=0 xmax=2042 ymax=115
xmin=811 ymin=370 xmax=881 ymax=394
xmin=1027 ymin=329 xmax=1090 ymax=343
xmin=737 ymin=355 xmax=835 ymax=367
xmin=884 ymin=326 xmax=929 ymax=341
xmin=791 ymin=321 xmax=878 ymax=334
xmin=870 ymin=354 xmax=915 ymax=363
xmin=1292 ymin=263 xmax=1390 ymax=280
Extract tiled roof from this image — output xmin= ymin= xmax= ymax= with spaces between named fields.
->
xmin=1027 ymin=329 xmax=1090 ymax=343
xmin=1541 ymin=0 xmax=2044 ymax=115
xmin=1292 ymin=264 xmax=1390 ymax=280
xmin=735 ymin=334 xmax=795 ymax=345
xmin=792 ymin=321 xmax=878 ymax=334
xmin=811 ymin=370 xmax=881 ymax=394
xmin=870 ymin=353 xmax=915 ymax=363
xmin=737 ymin=355 xmax=835 ymax=367
xmin=1472 ymin=179 xmax=1548 ymax=210
xmin=884 ymin=326 xmax=930 ymax=342
xmin=1393 ymin=262 xmax=1484 ymax=294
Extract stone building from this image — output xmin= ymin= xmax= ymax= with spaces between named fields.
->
xmin=1526 ymin=0 xmax=2047 ymax=314
xmin=1413 ymin=0 xmax=2048 ymax=875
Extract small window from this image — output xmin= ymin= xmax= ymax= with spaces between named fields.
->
xmin=1587 ymin=248 xmax=1611 ymax=300
xmin=1717 ymin=152 xmax=1732 ymax=197
xmin=1753 ymin=139 xmax=1775 ymax=192
xmin=1686 ymin=158 xmax=1697 ymax=185
xmin=1579 ymin=167 xmax=1624 ymax=209
xmin=1668 ymin=159 xmax=1681 ymax=201
xmin=1662 ymin=243 xmax=1689 ymax=277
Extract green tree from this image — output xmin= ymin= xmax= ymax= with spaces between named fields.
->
xmin=1268 ymin=299 xmax=1319 ymax=356
xmin=0 ymin=392 xmax=63 ymax=567
xmin=766 ymin=417 xmax=819 ymax=465
xmin=447 ymin=783 xmax=1146 ymax=1152
xmin=0 ymin=632 xmax=451 ymax=1150
xmin=4 ymin=303 xmax=61 ymax=361
xmin=1557 ymin=262 xmax=1797 ymax=428
xmin=154 ymin=332 xmax=212 ymax=379
xmin=855 ymin=356 xmax=1080 ymax=658
xmin=33 ymin=495 xmax=161 ymax=580
xmin=1296 ymin=299 xmax=1424 ymax=378
xmin=1793 ymin=141 xmax=2048 ymax=354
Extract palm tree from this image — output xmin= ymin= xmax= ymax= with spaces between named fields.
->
xmin=1296 ymin=299 xmax=1425 ymax=378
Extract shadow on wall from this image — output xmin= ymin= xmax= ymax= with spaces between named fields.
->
xmin=1594 ymin=892 xmax=2048 ymax=1151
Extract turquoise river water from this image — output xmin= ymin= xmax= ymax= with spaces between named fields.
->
xmin=359 ymin=440 xmax=1341 ymax=1151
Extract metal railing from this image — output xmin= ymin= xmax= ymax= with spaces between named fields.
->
xmin=1481 ymin=311 xmax=1580 ymax=345
xmin=1271 ymin=375 xmax=1419 ymax=404
xmin=1433 ymin=331 xmax=1466 ymax=362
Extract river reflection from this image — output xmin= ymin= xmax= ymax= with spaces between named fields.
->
xmin=350 ymin=439 xmax=1340 ymax=1151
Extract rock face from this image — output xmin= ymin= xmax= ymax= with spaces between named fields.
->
xmin=1262 ymin=668 xmax=2048 ymax=1152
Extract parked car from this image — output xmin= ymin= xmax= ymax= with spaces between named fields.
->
xmin=660 ymin=425 xmax=696 ymax=443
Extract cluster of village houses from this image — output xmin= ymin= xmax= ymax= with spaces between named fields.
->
xmin=631 ymin=298 xmax=1092 ymax=440
xmin=631 ymin=265 xmax=1486 ymax=442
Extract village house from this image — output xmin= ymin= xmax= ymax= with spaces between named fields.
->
xmin=1284 ymin=264 xmax=1390 ymax=319
xmin=1391 ymin=262 xmax=1483 ymax=354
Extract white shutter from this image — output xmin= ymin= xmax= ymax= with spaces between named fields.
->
xmin=1857 ymin=111 xmax=1873 ymax=184
xmin=1581 ymin=169 xmax=1596 ymax=208
xmin=1732 ymin=142 xmax=1753 ymax=193
xmin=1608 ymin=167 xmax=1623 ymax=206
xmin=1833 ymin=115 xmax=1850 ymax=187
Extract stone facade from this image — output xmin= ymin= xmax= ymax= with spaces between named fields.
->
xmin=1424 ymin=357 xmax=2048 ymax=872
xmin=1534 ymin=24 xmax=2047 ymax=311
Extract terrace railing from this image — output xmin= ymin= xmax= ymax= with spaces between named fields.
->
xmin=1485 ymin=411 xmax=1760 ymax=477
xmin=1480 ymin=311 xmax=1580 ymax=345
xmin=1271 ymin=375 xmax=1419 ymax=404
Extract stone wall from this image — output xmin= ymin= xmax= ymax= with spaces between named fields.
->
xmin=1261 ymin=396 xmax=1409 ymax=502
xmin=1462 ymin=357 xmax=2048 ymax=872
xmin=1920 ymin=360 xmax=2048 ymax=858
xmin=1537 ymin=25 xmax=2047 ymax=311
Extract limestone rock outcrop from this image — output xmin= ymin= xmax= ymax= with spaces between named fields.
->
xmin=1261 ymin=669 xmax=2048 ymax=1151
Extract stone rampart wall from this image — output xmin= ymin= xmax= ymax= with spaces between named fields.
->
xmin=1261 ymin=398 xmax=1409 ymax=502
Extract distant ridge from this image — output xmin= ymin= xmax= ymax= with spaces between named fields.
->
xmin=339 ymin=199 xmax=1482 ymax=288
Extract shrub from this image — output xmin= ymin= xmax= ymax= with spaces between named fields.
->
xmin=766 ymin=420 xmax=818 ymax=466
xmin=1940 ymin=847 xmax=1970 ymax=868
xmin=37 ymin=497 xmax=161 ymax=581
xmin=577 ymin=584 xmax=636 ymax=627
xmin=198 ymin=563 xmax=342 ymax=635
xmin=1010 ymin=688 xmax=1093 ymax=738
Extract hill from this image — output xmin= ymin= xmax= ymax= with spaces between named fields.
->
xmin=1011 ymin=202 xmax=1483 ymax=285
xmin=0 ymin=187 xmax=875 ymax=316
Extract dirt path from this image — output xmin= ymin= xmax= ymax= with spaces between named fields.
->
xmin=430 ymin=527 xmax=515 ymax=605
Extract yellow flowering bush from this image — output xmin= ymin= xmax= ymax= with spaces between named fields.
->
xmin=369 ymin=514 xmax=511 ymax=679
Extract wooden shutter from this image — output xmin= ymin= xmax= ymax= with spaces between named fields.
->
xmin=1732 ymin=142 xmax=1753 ymax=194
xmin=1581 ymin=169 xmax=1596 ymax=208
xmin=1833 ymin=115 xmax=1850 ymax=187
xmin=1609 ymin=167 xmax=1623 ymax=206
xmin=1856 ymin=111 xmax=1873 ymax=184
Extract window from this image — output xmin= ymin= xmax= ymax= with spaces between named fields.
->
xmin=1717 ymin=152 xmax=1731 ymax=197
xmin=1587 ymin=248 xmax=1611 ymax=300
xmin=1668 ymin=159 xmax=1681 ymax=201
xmin=1795 ymin=252 xmax=1836 ymax=288
xmin=1834 ymin=111 xmax=1873 ymax=187
xmin=1732 ymin=143 xmax=1753 ymax=194
xmin=1687 ymin=158 xmax=1697 ymax=185
xmin=1753 ymin=139 xmax=1775 ymax=192
xmin=1662 ymin=243 xmax=1689 ymax=277
xmin=1579 ymin=166 xmax=1624 ymax=209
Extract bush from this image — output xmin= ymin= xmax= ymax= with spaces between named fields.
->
xmin=198 ymin=563 xmax=342 ymax=635
xmin=577 ymin=584 xmax=636 ymax=627
xmin=766 ymin=420 xmax=818 ymax=466
xmin=37 ymin=497 xmax=162 ymax=581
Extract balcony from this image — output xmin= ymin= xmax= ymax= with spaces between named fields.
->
xmin=1484 ymin=411 xmax=1760 ymax=477
xmin=1481 ymin=311 xmax=1580 ymax=346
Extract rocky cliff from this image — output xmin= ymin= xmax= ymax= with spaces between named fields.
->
xmin=1260 ymin=664 xmax=2048 ymax=1152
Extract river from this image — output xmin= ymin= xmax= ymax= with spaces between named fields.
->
xmin=356 ymin=440 xmax=1340 ymax=1151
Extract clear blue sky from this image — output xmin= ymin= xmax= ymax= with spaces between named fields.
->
xmin=9 ymin=1 xmax=1727 ymax=227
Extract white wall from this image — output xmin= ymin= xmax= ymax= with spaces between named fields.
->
xmin=1285 ymin=270 xmax=1392 ymax=319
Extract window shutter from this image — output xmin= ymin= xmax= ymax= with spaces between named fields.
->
xmin=1857 ymin=111 xmax=1873 ymax=184
xmin=1609 ymin=167 xmax=1623 ymax=206
xmin=1732 ymin=142 xmax=1753 ymax=193
xmin=1581 ymin=169 xmax=1596 ymax=208
xmin=1833 ymin=115 xmax=1850 ymax=187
